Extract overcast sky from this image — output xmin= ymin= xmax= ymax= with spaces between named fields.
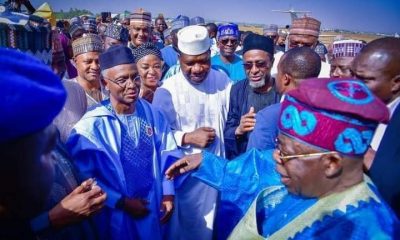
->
xmin=30 ymin=0 xmax=400 ymax=34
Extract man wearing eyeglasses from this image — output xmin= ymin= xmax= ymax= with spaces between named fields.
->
xmin=224 ymin=34 xmax=280 ymax=159
xmin=67 ymin=45 xmax=182 ymax=240
xmin=165 ymin=78 xmax=399 ymax=239
xmin=287 ymin=17 xmax=330 ymax=77
xmin=211 ymin=23 xmax=246 ymax=83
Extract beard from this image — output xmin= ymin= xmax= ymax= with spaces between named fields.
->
xmin=249 ymin=76 xmax=266 ymax=89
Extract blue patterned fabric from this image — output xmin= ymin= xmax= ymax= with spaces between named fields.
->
xmin=193 ymin=149 xmax=281 ymax=240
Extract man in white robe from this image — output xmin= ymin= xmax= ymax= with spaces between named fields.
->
xmin=153 ymin=25 xmax=232 ymax=240
xmin=67 ymin=45 xmax=181 ymax=240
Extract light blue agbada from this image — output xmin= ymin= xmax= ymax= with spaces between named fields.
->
xmin=193 ymin=149 xmax=400 ymax=240
xmin=66 ymin=99 xmax=182 ymax=240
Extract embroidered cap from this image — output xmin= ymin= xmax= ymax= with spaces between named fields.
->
xmin=132 ymin=42 xmax=162 ymax=63
xmin=177 ymin=25 xmax=211 ymax=55
xmin=279 ymin=78 xmax=389 ymax=156
xmin=130 ymin=8 xmax=151 ymax=26
xmin=290 ymin=17 xmax=321 ymax=37
xmin=332 ymin=39 xmax=365 ymax=59
xmin=171 ymin=15 xmax=190 ymax=31
xmin=263 ymin=24 xmax=278 ymax=35
xmin=72 ymin=33 xmax=103 ymax=57
xmin=104 ymin=23 xmax=129 ymax=42
xmin=217 ymin=23 xmax=239 ymax=40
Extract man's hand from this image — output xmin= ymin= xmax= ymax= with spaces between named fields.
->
xmin=123 ymin=198 xmax=150 ymax=218
xmin=160 ymin=195 xmax=174 ymax=224
xmin=182 ymin=127 xmax=216 ymax=148
xmin=48 ymin=178 xmax=107 ymax=228
xmin=235 ymin=107 xmax=256 ymax=136
xmin=165 ymin=153 xmax=202 ymax=180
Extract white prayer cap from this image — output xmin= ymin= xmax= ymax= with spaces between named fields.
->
xmin=177 ymin=25 xmax=211 ymax=55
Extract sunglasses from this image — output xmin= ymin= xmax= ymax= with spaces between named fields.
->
xmin=220 ymin=38 xmax=238 ymax=45
xmin=242 ymin=61 xmax=271 ymax=70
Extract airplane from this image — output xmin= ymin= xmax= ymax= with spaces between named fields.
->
xmin=272 ymin=8 xmax=311 ymax=22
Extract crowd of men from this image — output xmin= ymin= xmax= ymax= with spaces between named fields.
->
xmin=0 ymin=1 xmax=399 ymax=239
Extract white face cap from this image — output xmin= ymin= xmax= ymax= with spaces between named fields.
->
xmin=177 ymin=25 xmax=211 ymax=55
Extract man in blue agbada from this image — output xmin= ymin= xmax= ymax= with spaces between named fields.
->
xmin=166 ymin=78 xmax=400 ymax=239
xmin=67 ymin=45 xmax=182 ymax=240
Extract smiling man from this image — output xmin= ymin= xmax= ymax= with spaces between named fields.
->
xmin=128 ymin=9 xmax=152 ymax=51
xmin=153 ymin=25 xmax=232 ymax=240
xmin=211 ymin=23 xmax=246 ymax=83
xmin=166 ymin=78 xmax=399 ymax=239
xmin=70 ymin=33 xmax=107 ymax=108
xmin=67 ymin=45 xmax=181 ymax=240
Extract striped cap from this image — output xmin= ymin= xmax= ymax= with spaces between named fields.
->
xmin=332 ymin=39 xmax=365 ymax=59
xmin=130 ymin=8 xmax=152 ymax=26
xmin=72 ymin=33 xmax=103 ymax=57
xmin=290 ymin=17 xmax=321 ymax=37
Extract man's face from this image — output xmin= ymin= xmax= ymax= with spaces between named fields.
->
xmin=179 ymin=51 xmax=211 ymax=84
xmin=155 ymin=19 xmax=167 ymax=33
xmin=218 ymin=36 xmax=239 ymax=58
xmin=352 ymin=52 xmax=395 ymax=104
xmin=104 ymin=63 xmax=141 ymax=105
xmin=243 ymin=49 xmax=273 ymax=88
xmin=74 ymin=52 xmax=101 ymax=82
xmin=130 ymin=23 xmax=150 ymax=46
xmin=171 ymin=30 xmax=179 ymax=48
xmin=104 ymin=36 xmax=125 ymax=50
xmin=277 ymin=35 xmax=286 ymax=46
xmin=288 ymin=34 xmax=318 ymax=50
xmin=330 ymin=57 xmax=355 ymax=78
xmin=274 ymin=134 xmax=326 ymax=197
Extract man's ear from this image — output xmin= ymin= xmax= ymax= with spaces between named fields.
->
xmin=284 ymin=73 xmax=293 ymax=87
xmin=321 ymin=152 xmax=343 ymax=178
xmin=391 ymin=74 xmax=400 ymax=94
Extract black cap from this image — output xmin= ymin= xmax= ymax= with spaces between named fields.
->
xmin=242 ymin=33 xmax=274 ymax=56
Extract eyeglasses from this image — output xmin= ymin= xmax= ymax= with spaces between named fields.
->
xmin=103 ymin=74 xmax=141 ymax=88
xmin=243 ymin=61 xmax=271 ymax=70
xmin=220 ymin=38 xmax=238 ymax=45
xmin=278 ymin=149 xmax=338 ymax=164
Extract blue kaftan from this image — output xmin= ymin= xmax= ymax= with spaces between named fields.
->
xmin=66 ymin=99 xmax=182 ymax=240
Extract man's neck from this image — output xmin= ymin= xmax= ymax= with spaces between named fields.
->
xmin=318 ymin=168 xmax=364 ymax=199
xmin=76 ymin=76 xmax=100 ymax=91
xmin=111 ymin=98 xmax=135 ymax=114
xmin=220 ymin=54 xmax=235 ymax=63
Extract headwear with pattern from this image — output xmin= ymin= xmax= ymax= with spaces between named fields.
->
xmin=130 ymin=8 xmax=151 ymax=26
xmin=99 ymin=45 xmax=135 ymax=71
xmin=72 ymin=33 xmax=103 ymax=57
xmin=83 ymin=17 xmax=98 ymax=33
xmin=332 ymin=39 xmax=365 ymax=59
xmin=0 ymin=8 xmax=52 ymax=65
xmin=290 ymin=17 xmax=321 ymax=37
xmin=171 ymin=15 xmax=190 ymax=31
xmin=0 ymin=48 xmax=67 ymax=142
xmin=217 ymin=23 xmax=239 ymax=40
xmin=263 ymin=24 xmax=278 ymax=35
xmin=279 ymin=78 xmax=389 ymax=157
xmin=104 ymin=23 xmax=129 ymax=42
xmin=132 ymin=42 xmax=163 ymax=63
xmin=190 ymin=16 xmax=205 ymax=26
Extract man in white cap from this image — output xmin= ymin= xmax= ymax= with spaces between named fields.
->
xmin=330 ymin=39 xmax=365 ymax=78
xmin=153 ymin=25 xmax=232 ymax=240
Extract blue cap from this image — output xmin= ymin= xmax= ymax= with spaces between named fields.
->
xmin=0 ymin=48 xmax=67 ymax=142
xmin=217 ymin=23 xmax=239 ymax=40
xmin=171 ymin=15 xmax=190 ymax=31
xmin=99 ymin=45 xmax=135 ymax=71
xmin=190 ymin=16 xmax=205 ymax=26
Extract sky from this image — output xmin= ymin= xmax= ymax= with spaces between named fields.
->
xmin=29 ymin=0 xmax=400 ymax=34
